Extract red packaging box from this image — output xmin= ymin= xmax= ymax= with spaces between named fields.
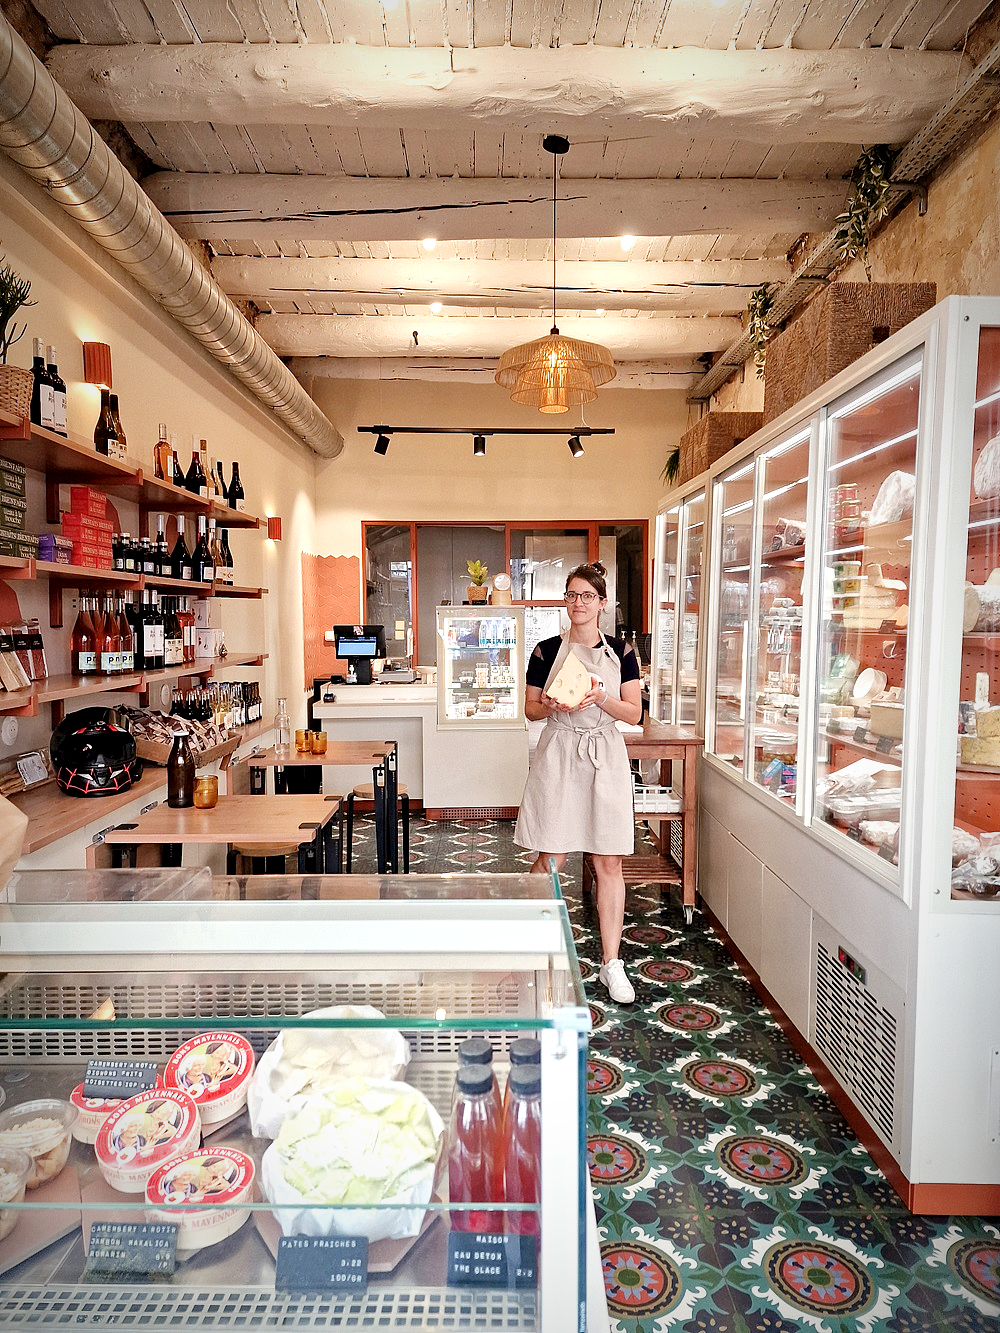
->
xmin=61 ymin=513 xmax=114 ymax=540
xmin=69 ymin=486 xmax=107 ymax=518
xmin=71 ymin=541 xmax=112 ymax=568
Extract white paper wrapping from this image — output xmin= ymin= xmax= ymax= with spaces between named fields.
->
xmin=867 ymin=470 xmax=915 ymax=526
xmin=974 ymin=433 xmax=1000 ymax=499
xmin=247 ymin=1006 xmax=410 ymax=1140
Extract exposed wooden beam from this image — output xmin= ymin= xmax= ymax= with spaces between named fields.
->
xmin=148 ymin=175 xmax=847 ymax=243
xmin=258 ymin=313 xmax=741 ymax=358
xmin=288 ymin=356 xmax=703 ymax=389
xmin=50 ymin=44 xmax=969 ymax=143
xmin=212 ymin=255 xmax=791 ymax=313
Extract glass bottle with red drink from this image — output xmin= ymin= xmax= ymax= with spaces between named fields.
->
xmin=70 ymin=594 xmax=97 ymax=677
xmin=502 ymin=1065 xmax=541 ymax=1235
xmin=448 ymin=1065 xmax=504 ymax=1233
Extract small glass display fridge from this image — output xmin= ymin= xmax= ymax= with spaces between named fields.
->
xmin=436 ymin=606 xmax=525 ymax=728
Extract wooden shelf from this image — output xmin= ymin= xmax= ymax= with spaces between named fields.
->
xmin=138 ymin=474 xmax=260 ymax=529
xmin=213 ymin=583 xmax=267 ymax=599
xmin=144 ymin=575 xmax=213 ymax=595
xmin=761 ymin=546 xmax=806 ymax=565
xmin=0 ymin=555 xmax=33 ymax=580
xmin=35 ymin=671 xmax=145 ymax=704
xmin=37 ymin=561 xmax=141 ymax=587
xmin=823 ymin=727 xmax=902 ymax=764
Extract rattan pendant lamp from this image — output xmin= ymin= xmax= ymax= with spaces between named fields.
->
xmin=495 ymin=135 xmax=616 ymax=413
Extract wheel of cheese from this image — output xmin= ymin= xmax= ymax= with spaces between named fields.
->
xmin=162 ymin=1032 xmax=255 ymax=1126
xmin=145 ymin=1146 xmax=254 ymax=1252
xmin=95 ymin=1089 xmax=201 ymax=1193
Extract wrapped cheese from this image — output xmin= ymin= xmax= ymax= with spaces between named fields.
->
xmin=974 ymin=433 xmax=1000 ymax=499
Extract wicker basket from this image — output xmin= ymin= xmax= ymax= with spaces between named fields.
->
xmin=677 ymin=411 xmax=763 ymax=484
xmin=0 ymin=364 xmax=32 ymax=421
xmin=763 ymin=283 xmax=936 ymax=423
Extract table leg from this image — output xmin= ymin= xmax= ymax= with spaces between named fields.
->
xmin=386 ymin=743 xmax=399 ymax=873
xmin=681 ymin=750 xmax=697 ymax=915
xmin=162 ymin=843 xmax=182 ymax=868
xmin=372 ymin=763 xmax=388 ymax=874
xmin=297 ymin=826 xmax=322 ymax=874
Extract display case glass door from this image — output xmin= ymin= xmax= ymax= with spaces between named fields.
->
xmin=952 ymin=325 xmax=1000 ymax=901
xmin=709 ymin=463 xmax=756 ymax=770
xmin=812 ymin=353 xmax=921 ymax=869
xmin=750 ymin=428 xmax=811 ymax=804
xmin=652 ymin=503 xmax=680 ymax=721
xmin=436 ymin=606 xmax=524 ymax=727
xmin=678 ymin=493 xmax=705 ymax=726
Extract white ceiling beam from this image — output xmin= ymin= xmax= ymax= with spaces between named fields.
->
xmin=50 ymin=44 xmax=969 ymax=143
xmin=212 ymin=255 xmax=791 ymax=312
xmin=288 ymin=357 xmax=703 ymax=390
xmin=257 ymin=313 xmax=741 ymax=358
xmin=148 ymin=175 xmax=847 ymax=242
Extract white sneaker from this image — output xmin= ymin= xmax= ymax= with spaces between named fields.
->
xmin=599 ymin=959 xmax=635 ymax=1005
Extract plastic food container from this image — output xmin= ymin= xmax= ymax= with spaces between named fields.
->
xmin=163 ymin=1032 xmax=255 ymax=1127
xmin=95 ymin=1089 xmax=201 ymax=1194
xmin=0 ymin=1146 xmax=32 ymax=1240
xmin=0 ymin=1099 xmax=77 ymax=1189
xmin=145 ymin=1146 xmax=255 ymax=1252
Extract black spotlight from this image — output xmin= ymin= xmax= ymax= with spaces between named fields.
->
xmin=473 ymin=434 xmax=486 ymax=457
xmin=568 ymin=435 xmax=584 ymax=458
xmin=374 ymin=433 xmax=390 ymax=455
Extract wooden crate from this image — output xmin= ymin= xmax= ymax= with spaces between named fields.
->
xmin=677 ymin=412 xmax=763 ymax=483
xmin=763 ymin=282 xmax=936 ymax=423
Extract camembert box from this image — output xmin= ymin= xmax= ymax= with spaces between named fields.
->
xmin=162 ymin=1032 xmax=255 ymax=1126
xmin=145 ymin=1146 xmax=255 ymax=1253
xmin=95 ymin=1088 xmax=201 ymax=1193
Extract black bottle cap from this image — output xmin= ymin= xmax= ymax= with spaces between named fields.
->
xmin=456 ymin=1066 xmax=494 ymax=1096
xmin=508 ymin=1065 xmax=541 ymax=1096
xmin=457 ymin=1037 xmax=493 ymax=1067
xmin=509 ymin=1038 xmax=540 ymax=1066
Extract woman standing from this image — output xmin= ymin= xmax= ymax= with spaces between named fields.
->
xmin=515 ymin=562 xmax=643 ymax=1003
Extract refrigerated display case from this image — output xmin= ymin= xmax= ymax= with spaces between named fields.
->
xmin=708 ymin=460 xmax=755 ymax=770
xmin=436 ymin=606 xmax=524 ymax=729
xmin=650 ymin=487 xmax=705 ymax=726
xmin=696 ymin=296 xmax=1000 ymax=1213
xmin=0 ymin=867 xmax=599 ymax=1330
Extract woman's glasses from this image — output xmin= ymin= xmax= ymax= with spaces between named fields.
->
xmin=565 ymin=590 xmax=598 ymax=604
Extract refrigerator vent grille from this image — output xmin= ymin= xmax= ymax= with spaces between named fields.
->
xmin=0 ymin=972 xmax=532 ymax=1064
xmin=814 ymin=940 xmax=898 ymax=1146
xmin=433 ymin=806 xmax=519 ymax=820
xmin=0 ymin=1286 xmax=537 ymax=1328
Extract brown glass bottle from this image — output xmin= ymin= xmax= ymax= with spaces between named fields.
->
xmin=70 ymin=594 xmax=97 ymax=677
xmin=94 ymin=390 xmax=116 ymax=457
xmin=166 ymin=728 xmax=196 ymax=807
xmin=153 ymin=423 xmax=170 ymax=480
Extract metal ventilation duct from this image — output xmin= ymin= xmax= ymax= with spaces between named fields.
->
xmin=0 ymin=15 xmax=342 ymax=459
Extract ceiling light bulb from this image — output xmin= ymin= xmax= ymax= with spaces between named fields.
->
xmin=568 ymin=435 xmax=584 ymax=458
xmin=620 ymin=235 xmax=636 ymax=252
xmin=473 ymin=435 xmax=486 ymax=457
xmin=421 ymin=237 xmax=437 ymax=251
xmin=374 ymin=433 xmax=390 ymax=455
xmin=596 ymin=307 xmax=605 ymax=315
xmin=430 ymin=301 xmax=442 ymax=313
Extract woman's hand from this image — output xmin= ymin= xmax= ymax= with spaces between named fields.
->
xmin=539 ymin=688 xmax=575 ymax=714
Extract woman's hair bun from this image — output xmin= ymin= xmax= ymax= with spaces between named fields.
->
xmin=590 ymin=561 xmax=607 ymax=577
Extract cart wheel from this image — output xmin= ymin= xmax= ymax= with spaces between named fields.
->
xmin=683 ymin=905 xmax=694 ymax=926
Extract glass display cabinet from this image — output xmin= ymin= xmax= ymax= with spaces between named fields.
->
xmin=650 ymin=487 xmax=705 ymax=725
xmin=0 ymin=868 xmax=595 ymax=1330
xmin=436 ymin=607 xmax=524 ymax=728
xmin=708 ymin=461 xmax=755 ymax=769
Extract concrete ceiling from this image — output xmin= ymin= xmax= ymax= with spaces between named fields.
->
xmin=11 ymin=0 xmax=999 ymax=396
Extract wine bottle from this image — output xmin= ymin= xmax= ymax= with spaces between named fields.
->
xmin=126 ymin=594 xmax=145 ymax=671
xmin=192 ymin=514 xmax=212 ymax=583
xmin=146 ymin=591 xmax=165 ymax=671
xmin=153 ymin=423 xmax=170 ymax=481
xmin=118 ymin=595 xmax=135 ymax=674
xmin=228 ymin=461 xmax=246 ymax=512
xmin=140 ymin=536 xmax=157 ymax=576
xmin=216 ymin=461 xmax=228 ymax=504
xmin=70 ymin=594 xmax=97 ymax=677
xmin=185 ymin=445 xmax=208 ymax=499
xmin=207 ymin=518 xmax=221 ymax=586
xmin=30 ymin=338 xmax=54 ymax=430
xmin=155 ymin=513 xmax=171 ymax=577
xmin=163 ymin=598 xmax=183 ymax=668
xmin=99 ymin=595 xmax=121 ymax=675
xmin=94 ymin=388 xmax=116 ymax=457
xmin=46 ymin=346 xmax=67 ymax=436
xmin=171 ymin=447 xmax=186 ymax=488
xmin=219 ymin=527 xmax=235 ymax=586
xmin=108 ymin=394 xmax=127 ymax=462
xmin=170 ymin=515 xmax=193 ymax=581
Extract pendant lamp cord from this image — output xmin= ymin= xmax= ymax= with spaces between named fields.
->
xmin=551 ymin=151 xmax=558 ymax=335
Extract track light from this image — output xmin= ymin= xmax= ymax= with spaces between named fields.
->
xmin=374 ymin=433 xmax=390 ymax=455
xmin=568 ymin=435 xmax=584 ymax=458
xmin=473 ymin=435 xmax=486 ymax=457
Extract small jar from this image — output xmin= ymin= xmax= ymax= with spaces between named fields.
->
xmin=193 ymin=775 xmax=219 ymax=809
xmin=0 ymin=1146 xmax=31 ymax=1240
xmin=311 ymin=731 xmax=327 ymax=755
xmin=0 ymin=1098 xmax=77 ymax=1189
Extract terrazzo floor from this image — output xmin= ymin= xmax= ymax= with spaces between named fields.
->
xmin=360 ymin=812 xmax=1000 ymax=1333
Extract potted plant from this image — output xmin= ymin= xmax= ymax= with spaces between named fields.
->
xmin=0 ymin=250 xmax=35 ymax=421
xmin=466 ymin=559 xmax=489 ymax=604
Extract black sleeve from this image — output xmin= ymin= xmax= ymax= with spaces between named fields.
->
xmin=526 ymin=637 xmax=559 ymax=689
xmin=609 ymin=637 xmax=641 ymax=685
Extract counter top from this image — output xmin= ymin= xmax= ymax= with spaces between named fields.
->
xmin=314 ymin=685 xmax=436 ymax=708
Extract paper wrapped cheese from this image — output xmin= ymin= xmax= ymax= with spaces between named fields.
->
xmin=546 ymin=650 xmax=591 ymax=707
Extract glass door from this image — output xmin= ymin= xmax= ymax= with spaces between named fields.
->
xmin=710 ymin=463 xmax=756 ymax=771
xmin=652 ymin=504 xmax=680 ymax=721
xmin=812 ymin=353 xmax=922 ymax=868
xmin=678 ymin=494 xmax=705 ymax=727
xmin=952 ymin=325 xmax=1000 ymax=901
xmin=750 ymin=429 xmax=811 ymax=803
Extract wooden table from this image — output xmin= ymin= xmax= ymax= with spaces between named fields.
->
xmin=244 ymin=742 xmax=401 ymax=873
xmin=88 ymin=794 xmax=342 ymax=874
xmin=583 ymin=721 xmax=703 ymax=924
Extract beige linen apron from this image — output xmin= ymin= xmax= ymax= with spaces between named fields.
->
xmin=514 ymin=633 xmax=634 ymax=856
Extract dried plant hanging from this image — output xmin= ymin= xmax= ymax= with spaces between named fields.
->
xmin=834 ymin=145 xmax=897 ymax=281
xmin=747 ymin=282 xmax=776 ymax=379
xmin=661 ymin=445 xmax=681 ymax=486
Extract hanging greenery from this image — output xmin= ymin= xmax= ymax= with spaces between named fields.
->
xmin=747 ymin=282 xmax=776 ymax=378
xmin=661 ymin=445 xmax=681 ymax=486
xmin=833 ymin=144 xmax=897 ymax=280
